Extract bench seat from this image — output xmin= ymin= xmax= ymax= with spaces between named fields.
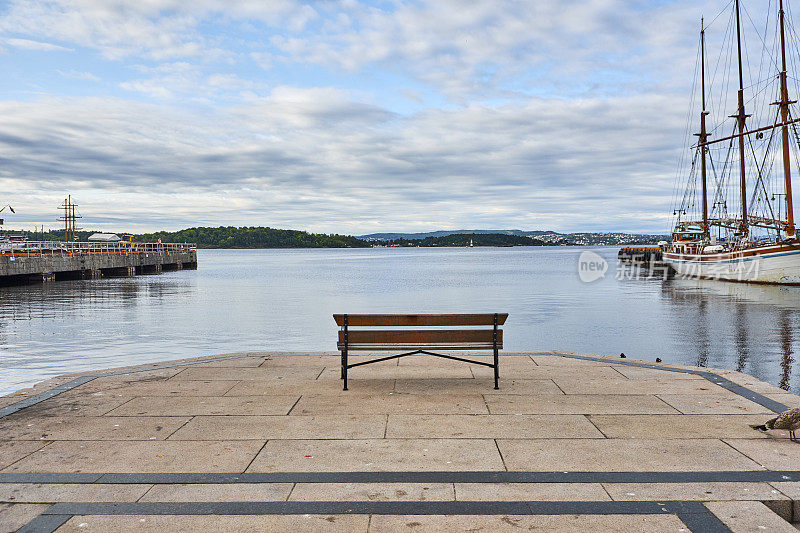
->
xmin=334 ymin=313 xmax=508 ymax=390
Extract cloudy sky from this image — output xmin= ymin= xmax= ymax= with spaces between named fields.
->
xmin=0 ymin=0 xmax=789 ymax=234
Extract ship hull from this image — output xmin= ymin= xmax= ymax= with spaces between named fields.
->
xmin=663 ymin=244 xmax=800 ymax=285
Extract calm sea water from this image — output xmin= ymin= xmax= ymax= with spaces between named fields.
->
xmin=1 ymin=246 xmax=799 ymax=395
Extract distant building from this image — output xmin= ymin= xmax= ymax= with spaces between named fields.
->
xmin=88 ymin=233 xmax=121 ymax=242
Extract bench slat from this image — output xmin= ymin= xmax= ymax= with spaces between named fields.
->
xmin=333 ymin=313 xmax=508 ymax=326
xmin=338 ymin=343 xmax=502 ymax=351
xmin=338 ymin=329 xmax=502 ymax=346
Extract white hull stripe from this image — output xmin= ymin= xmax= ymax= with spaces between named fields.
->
xmin=664 ymin=248 xmax=800 ymax=264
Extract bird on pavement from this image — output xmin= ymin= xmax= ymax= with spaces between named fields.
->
xmin=750 ymin=407 xmax=800 ymax=442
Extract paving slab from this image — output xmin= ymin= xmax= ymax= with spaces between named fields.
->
xmin=189 ymin=357 xmax=268 ymax=368
xmin=224 ymin=378 xmax=396 ymax=396
xmin=485 ymin=394 xmax=679 ymax=414
xmin=0 ymin=503 xmax=50 ymax=533
xmin=588 ymin=414 xmax=771 ymax=439
xmin=604 ymin=481 xmax=793 ymax=521
xmin=529 ymin=354 xmax=608 ymax=366
xmin=471 ymin=364 xmax=624 ymax=381
xmin=497 ymin=438 xmax=762 ymax=471
xmin=169 ymin=415 xmax=387 ymax=440
xmin=93 ymin=368 xmax=187 ymax=382
xmin=76 ymin=380 xmax=238 ymax=397
xmin=553 ymin=378 xmax=726 ymax=395
xmin=769 ymin=482 xmax=800 ymax=522
xmin=0 ymin=483 xmax=151 ymax=503
xmin=321 ymin=365 xmax=475 ymax=380
xmin=605 ymin=481 xmax=786 ymax=502
xmin=396 ymin=355 xmax=535 ymax=367
xmin=53 ymin=515 xmax=370 ymax=532
xmin=724 ymin=438 xmax=800 ymax=470
xmin=453 ymin=482 xmax=610 ymax=501
xmin=247 ymin=439 xmax=505 ymax=472
xmin=0 ymin=415 xmax=189 ymax=441
xmin=657 ymin=393 xmax=775 ymax=415
xmin=3 ymin=440 xmax=264 ymax=473
xmin=106 ymin=395 xmax=300 ymax=416
xmin=610 ymin=366 xmax=707 ymax=380
xmin=291 ymin=393 xmax=489 ymax=415
xmin=367 ymin=514 xmax=689 ymax=532
xmin=0 ymin=441 xmax=49 ymax=469
xmin=139 ymin=483 xmax=293 ymax=502
xmin=261 ymin=355 xmax=339 ymax=367
xmin=8 ymin=391 xmax=133 ymax=418
xmin=385 ymin=414 xmax=603 ymax=439
xmin=171 ymin=366 xmax=325 ymax=381
xmin=705 ymin=500 xmax=797 ymax=532
xmin=73 ymin=369 xmax=188 ymax=393
xmin=717 ymin=371 xmax=792 ymax=395
xmin=394 ymin=378 xmax=563 ymax=395
xmin=289 ymin=483 xmax=455 ymax=501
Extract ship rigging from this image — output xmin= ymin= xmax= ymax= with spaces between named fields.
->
xmin=665 ymin=0 xmax=800 ymax=284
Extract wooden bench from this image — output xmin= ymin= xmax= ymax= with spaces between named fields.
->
xmin=333 ymin=313 xmax=508 ymax=390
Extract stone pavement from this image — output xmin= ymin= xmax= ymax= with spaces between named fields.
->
xmin=1 ymin=351 xmax=800 ymax=532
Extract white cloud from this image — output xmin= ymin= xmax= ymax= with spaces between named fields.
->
xmin=0 ymin=1 xmax=316 ymax=61
xmin=0 ymin=91 xmax=683 ymax=233
xmin=249 ymin=51 xmax=272 ymax=70
xmin=5 ymin=37 xmax=72 ymax=51
xmin=57 ymin=69 xmax=100 ymax=81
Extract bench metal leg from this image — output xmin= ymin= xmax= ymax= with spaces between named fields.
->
xmin=493 ymin=347 xmax=499 ymax=390
xmin=342 ymin=349 xmax=348 ymax=391
xmin=493 ymin=312 xmax=499 ymax=389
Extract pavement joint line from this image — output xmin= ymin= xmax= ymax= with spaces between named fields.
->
xmin=285 ymin=396 xmax=303 ymax=416
xmin=13 ymin=500 xmax=732 ymax=533
xmin=537 ymin=351 xmax=791 ymax=413
xmin=3 ymin=471 xmax=800 ymax=484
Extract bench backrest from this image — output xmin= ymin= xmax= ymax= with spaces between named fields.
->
xmin=334 ymin=313 xmax=507 ymax=351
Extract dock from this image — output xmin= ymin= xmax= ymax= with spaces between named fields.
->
xmin=2 ymin=352 xmax=800 ymax=531
xmin=0 ymin=241 xmax=197 ymax=285
xmin=618 ymin=246 xmax=673 ymax=277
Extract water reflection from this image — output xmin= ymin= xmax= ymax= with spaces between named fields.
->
xmin=662 ymin=278 xmax=800 ymax=390
xmin=780 ymin=310 xmax=794 ymax=390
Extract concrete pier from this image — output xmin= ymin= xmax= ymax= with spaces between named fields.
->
xmin=1 ymin=351 xmax=800 ymax=531
xmin=0 ymin=242 xmax=197 ymax=285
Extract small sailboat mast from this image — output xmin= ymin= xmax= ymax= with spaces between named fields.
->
xmin=699 ymin=18 xmax=710 ymax=236
xmin=778 ymin=0 xmax=796 ymax=238
xmin=734 ymin=0 xmax=749 ymax=235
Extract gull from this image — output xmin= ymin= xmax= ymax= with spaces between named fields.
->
xmin=751 ymin=407 xmax=800 ymax=442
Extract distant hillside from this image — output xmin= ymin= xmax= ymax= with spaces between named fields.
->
xmin=134 ymin=226 xmax=370 ymax=249
xmin=384 ymin=233 xmax=546 ymax=247
xmin=358 ymin=229 xmax=556 ymax=241
xmin=361 ymin=229 xmax=668 ymax=246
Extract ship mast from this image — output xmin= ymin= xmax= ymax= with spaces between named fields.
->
xmin=734 ymin=0 xmax=749 ymax=235
xmin=778 ymin=0 xmax=796 ymax=238
xmin=699 ymin=18 xmax=710 ymax=236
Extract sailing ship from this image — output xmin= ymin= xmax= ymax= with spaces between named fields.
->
xmin=664 ymin=0 xmax=800 ymax=284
